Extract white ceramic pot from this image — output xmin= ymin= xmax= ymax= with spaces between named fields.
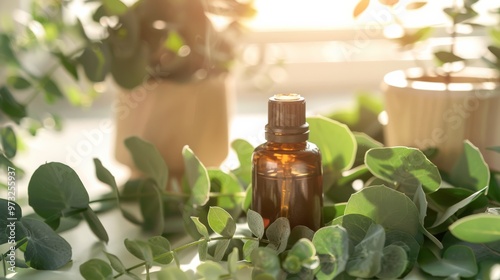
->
xmin=114 ymin=74 xmax=233 ymax=185
xmin=382 ymin=68 xmax=500 ymax=172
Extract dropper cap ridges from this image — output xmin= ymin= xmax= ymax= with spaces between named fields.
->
xmin=265 ymin=93 xmax=309 ymax=143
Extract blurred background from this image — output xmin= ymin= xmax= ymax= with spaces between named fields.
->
xmin=1 ymin=0 xmax=500 ymax=191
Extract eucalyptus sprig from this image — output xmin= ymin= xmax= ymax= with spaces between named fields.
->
xmin=1 ymin=116 xmax=500 ymax=279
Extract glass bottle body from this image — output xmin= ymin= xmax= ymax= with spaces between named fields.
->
xmin=252 ymin=141 xmax=323 ymax=231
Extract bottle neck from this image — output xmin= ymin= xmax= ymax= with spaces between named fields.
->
xmin=265 ymin=124 xmax=309 ymax=143
xmin=265 ymin=141 xmax=308 ymax=150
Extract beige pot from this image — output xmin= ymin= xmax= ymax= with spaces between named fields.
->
xmin=114 ymin=74 xmax=233 ymax=184
xmin=382 ymin=68 xmax=500 ymax=172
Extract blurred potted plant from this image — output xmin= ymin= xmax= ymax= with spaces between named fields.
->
xmin=354 ymin=0 xmax=500 ymax=172
xmin=0 ymin=0 xmax=255 ymax=184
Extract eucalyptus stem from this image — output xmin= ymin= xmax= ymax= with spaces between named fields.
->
xmin=113 ymin=235 xmax=264 ymax=279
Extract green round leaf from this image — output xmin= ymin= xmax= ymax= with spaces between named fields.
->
xmin=308 ymin=116 xmax=357 ymax=190
xmin=28 ymin=162 xmax=90 ymax=226
xmin=251 ymin=247 xmax=281 ymax=278
xmin=139 ymin=179 xmax=164 ymax=234
xmin=247 ymin=209 xmax=265 ymax=239
xmin=346 ymin=224 xmax=385 ymax=278
xmin=344 ymin=185 xmax=421 ymax=237
xmin=124 ymin=239 xmax=154 ymax=267
xmin=197 ymin=261 xmax=227 ymax=279
xmin=365 ymin=147 xmax=441 ymax=194
xmin=243 ymin=239 xmax=259 ymax=261
xmin=80 ymin=259 xmax=113 ymax=280
xmin=450 ymin=140 xmax=490 ymax=192
xmin=449 ymin=213 xmax=500 ymax=243
xmin=283 ymin=254 xmax=302 ymax=274
xmin=308 ymin=116 xmax=357 ymax=168
xmin=208 ymin=206 xmax=236 ymax=237
xmin=78 ymin=42 xmax=110 ymax=82
xmin=265 ymin=217 xmax=290 ymax=253
xmin=20 ymin=218 xmax=72 ymax=270
xmin=312 ymin=225 xmax=349 ymax=280
xmin=157 ymin=266 xmax=190 ymax=280
xmin=376 ymin=244 xmax=408 ymax=279
xmin=148 ymin=236 xmax=173 ymax=265
xmin=330 ymin=214 xmax=374 ymax=246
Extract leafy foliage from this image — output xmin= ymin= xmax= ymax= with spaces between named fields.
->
xmin=4 ymin=116 xmax=500 ymax=279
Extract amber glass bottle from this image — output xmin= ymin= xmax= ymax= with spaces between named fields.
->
xmin=252 ymin=94 xmax=323 ymax=231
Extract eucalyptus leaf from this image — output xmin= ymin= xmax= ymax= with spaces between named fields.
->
xmin=243 ymin=185 xmax=252 ymax=212
xmin=346 ymin=223 xmax=385 ymax=278
xmin=0 ymin=34 xmax=20 ymax=66
xmin=1 ymin=126 xmax=17 ymax=158
xmin=124 ymin=239 xmax=154 ymax=267
xmin=199 ymin=239 xmax=209 ymax=262
xmin=139 ymin=179 xmax=164 ymax=234
xmin=208 ymin=169 xmax=243 ymax=210
xmin=7 ymin=76 xmax=31 ymax=90
xmin=243 ymin=239 xmax=259 ymax=261
xmin=191 ymin=216 xmax=210 ymax=239
xmin=376 ymin=244 xmax=408 ymax=279
xmin=266 ymin=217 xmax=290 ymax=253
xmin=148 ymin=236 xmax=173 ymax=265
xmin=308 ymin=116 xmax=357 ymax=191
xmin=231 ymin=139 xmax=253 ymax=186
xmin=157 ymin=266 xmax=190 ymax=280
xmin=449 ymin=213 xmax=500 ymax=243
xmin=53 ymin=52 xmax=78 ymax=80
xmin=434 ymin=51 xmax=465 ymax=65
xmin=78 ymin=42 xmax=110 ymax=82
xmin=82 ymin=207 xmax=109 ymax=243
xmin=93 ymin=159 xmax=141 ymax=225
xmin=365 ymin=147 xmax=441 ymax=194
xmin=330 ymin=214 xmax=374 ymax=246
xmin=353 ymin=132 xmax=383 ymax=167
xmin=251 ymin=247 xmax=282 ymax=279
xmin=109 ymin=42 xmax=148 ymax=89
xmin=450 ymin=140 xmax=490 ymax=192
xmin=28 ymin=162 xmax=90 ymax=227
xmin=289 ymin=225 xmax=315 ymax=245
xmin=208 ymin=206 xmax=236 ymax=237
xmin=429 ymin=187 xmax=487 ymax=228
xmin=385 ymin=230 xmax=420 ymax=267
xmin=183 ymin=146 xmax=210 ymax=206
xmin=103 ymin=0 xmax=128 ymax=15
xmin=312 ymin=225 xmax=349 ymax=280
xmin=40 ymin=77 xmax=64 ymax=103
xmin=0 ymin=86 xmax=27 ymax=122
xmin=20 ymin=218 xmax=72 ymax=270
xmin=247 ymin=209 xmax=265 ymax=239
xmin=104 ymin=251 xmax=126 ymax=274
xmin=418 ymin=245 xmax=478 ymax=277
xmin=124 ymin=136 xmax=168 ymax=189
xmin=213 ymin=239 xmax=230 ymax=262
xmin=228 ymin=247 xmax=239 ymax=275
xmin=80 ymin=258 xmax=113 ymax=280
xmin=344 ymin=185 xmax=421 ymax=237
xmin=197 ymin=261 xmax=227 ymax=280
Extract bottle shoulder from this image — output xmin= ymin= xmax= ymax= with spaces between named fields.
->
xmin=254 ymin=141 xmax=320 ymax=155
